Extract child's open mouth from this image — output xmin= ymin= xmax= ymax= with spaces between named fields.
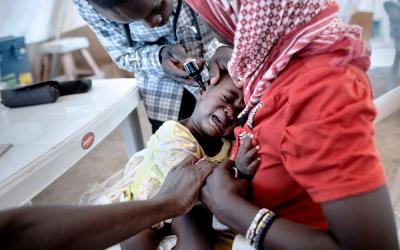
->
xmin=211 ymin=114 xmax=225 ymax=132
xmin=211 ymin=108 xmax=236 ymax=133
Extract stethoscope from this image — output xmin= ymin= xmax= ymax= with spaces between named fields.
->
xmin=123 ymin=0 xmax=203 ymax=50
xmin=123 ymin=0 xmax=206 ymax=90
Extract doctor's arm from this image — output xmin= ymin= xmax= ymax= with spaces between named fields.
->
xmin=0 ymin=159 xmax=214 ymax=250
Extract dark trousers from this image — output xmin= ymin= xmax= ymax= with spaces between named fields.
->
xmin=149 ymin=88 xmax=196 ymax=134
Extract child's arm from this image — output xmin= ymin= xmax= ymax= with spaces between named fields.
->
xmin=235 ymin=135 xmax=260 ymax=178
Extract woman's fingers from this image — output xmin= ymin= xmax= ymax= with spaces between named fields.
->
xmin=231 ymin=76 xmax=243 ymax=88
xmin=208 ymin=46 xmax=232 ymax=85
xmin=209 ymin=60 xmax=222 ymax=85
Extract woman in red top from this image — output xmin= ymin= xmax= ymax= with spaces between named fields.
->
xmin=186 ymin=0 xmax=399 ymax=249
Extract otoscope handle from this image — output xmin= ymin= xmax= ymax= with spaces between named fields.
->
xmin=183 ymin=59 xmax=206 ymax=90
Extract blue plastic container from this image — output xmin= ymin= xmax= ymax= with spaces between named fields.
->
xmin=0 ymin=36 xmax=33 ymax=89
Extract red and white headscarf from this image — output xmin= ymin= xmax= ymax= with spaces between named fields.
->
xmin=186 ymin=0 xmax=371 ymax=117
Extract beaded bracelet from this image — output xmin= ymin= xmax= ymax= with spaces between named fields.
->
xmin=252 ymin=211 xmax=278 ymax=249
xmin=245 ymin=208 xmax=269 ymax=243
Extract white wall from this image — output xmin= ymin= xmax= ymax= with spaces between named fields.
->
xmin=0 ymin=0 xmax=86 ymax=44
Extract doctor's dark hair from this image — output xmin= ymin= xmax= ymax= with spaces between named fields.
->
xmin=87 ymin=0 xmax=128 ymax=9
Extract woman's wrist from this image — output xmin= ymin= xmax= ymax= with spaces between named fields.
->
xmin=212 ymin=191 xmax=239 ymax=216
xmin=212 ymin=193 xmax=259 ymax=235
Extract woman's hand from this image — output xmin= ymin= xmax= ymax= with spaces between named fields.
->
xmin=155 ymin=157 xmax=215 ymax=216
xmin=208 ymin=46 xmax=233 ymax=84
xmin=200 ymin=160 xmax=249 ymax=223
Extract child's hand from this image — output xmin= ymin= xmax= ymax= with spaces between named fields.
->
xmin=235 ymin=135 xmax=260 ymax=177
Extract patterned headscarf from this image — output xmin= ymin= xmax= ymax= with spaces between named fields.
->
xmin=186 ymin=0 xmax=371 ymax=117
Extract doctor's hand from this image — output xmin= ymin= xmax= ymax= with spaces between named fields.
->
xmin=155 ymin=157 xmax=215 ymax=216
xmin=160 ymin=45 xmax=204 ymax=86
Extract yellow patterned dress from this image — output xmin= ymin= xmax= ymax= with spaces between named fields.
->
xmin=124 ymin=120 xmax=231 ymax=201
xmin=81 ymin=121 xmax=234 ymax=250
xmin=80 ymin=120 xmax=231 ymax=205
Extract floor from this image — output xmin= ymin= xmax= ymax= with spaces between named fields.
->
xmin=33 ymin=65 xmax=400 ymax=206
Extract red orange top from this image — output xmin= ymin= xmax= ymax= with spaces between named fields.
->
xmin=231 ymin=52 xmax=385 ymax=229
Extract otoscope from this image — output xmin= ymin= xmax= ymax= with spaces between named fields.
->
xmin=183 ymin=58 xmax=206 ymax=90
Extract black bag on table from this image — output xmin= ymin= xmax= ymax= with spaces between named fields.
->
xmin=1 ymin=80 xmax=92 ymax=108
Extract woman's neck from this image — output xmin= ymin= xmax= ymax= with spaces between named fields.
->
xmin=180 ymin=118 xmax=223 ymax=157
